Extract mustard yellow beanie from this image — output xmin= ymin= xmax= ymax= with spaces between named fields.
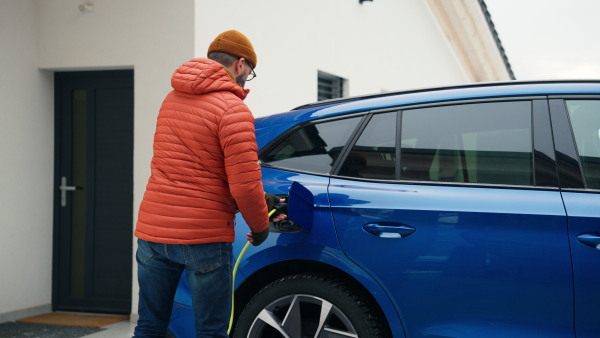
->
xmin=207 ymin=30 xmax=257 ymax=68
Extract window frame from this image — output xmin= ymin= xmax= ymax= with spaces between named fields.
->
xmin=260 ymin=96 xmax=567 ymax=190
xmin=331 ymin=111 xmax=400 ymax=180
xmin=258 ymin=112 xmax=369 ymax=177
xmin=318 ymin=71 xmax=347 ymax=101
xmin=549 ymin=95 xmax=600 ymax=191
xmin=397 ymin=100 xmax=536 ymax=186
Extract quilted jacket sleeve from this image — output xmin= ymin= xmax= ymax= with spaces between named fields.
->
xmin=218 ymin=98 xmax=269 ymax=233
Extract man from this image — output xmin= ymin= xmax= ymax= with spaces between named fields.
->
xmin=133 ymin=30 xmax=282 ymax=337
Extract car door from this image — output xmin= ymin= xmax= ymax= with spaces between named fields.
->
xmin=550 ymin=98 xmax=600 ymax=338
xmin=329 ymin=100 xmax=575 ymax=337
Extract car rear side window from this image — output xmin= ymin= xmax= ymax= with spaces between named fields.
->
xmin=261 ymin=116 xmax=362 ymax=174
xmin=566 ymin=100 xmax=600 ymax=189
xmin=400 ymin=101 xmax=533 ymax=186
xmin=338 ymin=112 xmax=397 ymax=180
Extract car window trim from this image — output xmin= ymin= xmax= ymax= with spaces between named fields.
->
xmin=561 ymin=187 xmax=600 ymax=193
xmin=329 ymin=114 xmax=372 ymax=175
xmin=548 ymin=94 xmax=600 ymax=100
xmin=561 ymin=97 xmax=600 ymax=190
xmin=396 ymin=110 xmax=402 ymax=180
xmin=373 ymin=95 xmax=547 ymax=112
xmin=260 ymin=96 xmax=577 ymax=190
xmin=331 ymin=111 xmax=402 ymax=179
xmin=257 ymin=111 xmax=370 ymax=160
xmin=331 ymin=97 xmax=545 ymax=183
xmin=330 ymin=113 xmax=373 ymax=176
xmin=532 ymin=99 xmax=559 ymax=187
xmin=398 ymin=99 xmax=536 ymax=187
xmin=548 ymin=99 xmax=587 ymax=189
xmin=265 ymin=161 xmax=562 ymax=191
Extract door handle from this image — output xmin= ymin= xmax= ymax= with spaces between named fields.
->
xmin=59 ymin=176 xmax=81 ymax=207
xmin=363 ymin=223 xmax=416 ymax=238
xmin=577 ymin=233 xmax=600 ymax=250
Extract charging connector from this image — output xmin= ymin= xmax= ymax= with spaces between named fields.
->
xmin=270 ymin=200 xmax=302 ymax=233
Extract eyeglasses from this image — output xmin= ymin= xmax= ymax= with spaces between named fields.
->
xmin=246 ymin=61 xmax=256 ymax=81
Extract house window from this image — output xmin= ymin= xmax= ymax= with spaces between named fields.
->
xmin=318 ymin=71 xmax=346 ymax=101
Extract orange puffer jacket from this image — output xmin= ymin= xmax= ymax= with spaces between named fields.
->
xmin=135 ymin=58 xmax=269 ymax=244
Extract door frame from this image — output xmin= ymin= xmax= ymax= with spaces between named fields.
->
xmin=52 ymin=70 xmax=134 ymax=314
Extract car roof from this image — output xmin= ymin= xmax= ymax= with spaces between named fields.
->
xmin=254 ymin=80 xmax=600 ymax=149
xmin=256 ymin=80 xmax=600 ymax=129
xmin=293 ymin=80 xmax=600 ymax=110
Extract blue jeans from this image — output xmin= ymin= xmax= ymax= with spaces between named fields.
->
xmin=133 ymin=239 xmax=232 ymax=338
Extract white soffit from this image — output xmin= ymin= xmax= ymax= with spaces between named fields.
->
xmin=426 ymin=0 xmax=511 ymax=82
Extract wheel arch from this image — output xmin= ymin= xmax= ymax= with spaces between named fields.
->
xmin=233 ymin=258 xmax=405 ymax=337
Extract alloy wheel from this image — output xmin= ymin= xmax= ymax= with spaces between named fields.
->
xmin=246 ymin=293 xmax=358 ymax=338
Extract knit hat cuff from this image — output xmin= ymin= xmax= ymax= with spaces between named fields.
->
xmin=207 ymin=30 xmax=257 ymax=68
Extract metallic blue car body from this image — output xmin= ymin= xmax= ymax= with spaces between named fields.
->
xmin=168 ymin=81 xmax=600 ymax=338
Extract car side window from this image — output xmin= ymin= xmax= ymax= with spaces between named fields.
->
xmin=400 ymin=101 xmax=533 ymax=186
xmin=261 ymin=116 xmax=362 ymax=174
xmin=566 ymin=100 xmax=600 ymax=189
xmin=338 ymin=112 xmax=397 ymax=180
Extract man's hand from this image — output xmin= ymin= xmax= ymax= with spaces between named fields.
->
xmin=265 ymin=193 xmax=287 ymax=221
xmin=246 ymin=194 xmax=289 ymax=246
xmin=265 ymin=193 xmax=279 ymax=211
xmin=271 ymin=212 xmax=287 ymax=222
xmin=247 ymin=229 xmax=269 ymax=246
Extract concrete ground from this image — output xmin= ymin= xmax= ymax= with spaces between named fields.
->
xmin=81 ymin=319 xmax=136 ymax=337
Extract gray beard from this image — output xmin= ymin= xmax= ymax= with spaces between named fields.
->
xmin=236 ymin=74 xmax=246 ymax=88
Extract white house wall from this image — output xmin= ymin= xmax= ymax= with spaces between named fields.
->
xmin=1 ymin=0 xmax=195 ymax=321
xmin=0 ymin=0 xmax=55 ymax=322
xmin=0 ymin=0 xmax=508 ymax=322
xmin=37 ymin=0 xmax=195 ymax=319
xmin=195 ymin=0 xmax=471 ymax=117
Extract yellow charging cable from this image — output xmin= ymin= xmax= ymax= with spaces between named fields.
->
xmin=227 ymin=208 xmax=277 ymax=334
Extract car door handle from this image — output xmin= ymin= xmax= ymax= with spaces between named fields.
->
xmin=577 ymin=233 xmax=600 ymax=250
xmin=363 ymin=223 xmax=416 ymax=238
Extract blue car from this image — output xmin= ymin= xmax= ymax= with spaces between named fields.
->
xmin=168 ymin=81 xmax=600 ymax=338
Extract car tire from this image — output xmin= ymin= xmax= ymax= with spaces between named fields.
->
xmin=233 ymin=273 xmax=390 ymax=338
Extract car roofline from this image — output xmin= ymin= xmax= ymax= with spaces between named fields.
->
xmin=292 ymin=79 xmax=600 ymax=111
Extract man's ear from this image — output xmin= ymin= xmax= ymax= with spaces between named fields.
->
xmin=234 ymin=58 xmax=246 ymax=74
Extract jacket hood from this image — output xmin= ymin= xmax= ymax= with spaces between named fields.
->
xmin=170 ymin=58 xmax=249 ymax=100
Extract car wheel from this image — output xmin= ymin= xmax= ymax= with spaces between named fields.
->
xmin=234 ymin=273 xmax=390 ymax=338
